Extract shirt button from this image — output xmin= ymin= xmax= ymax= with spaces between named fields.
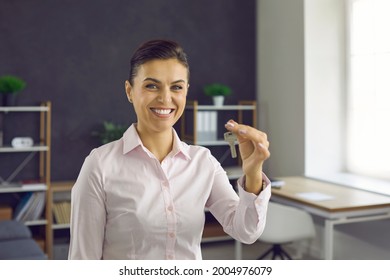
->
xmin=167 ymin=255 xmax=173 ymax=259
xmin=167 ymin=205 xmax=173 ymax=211
xmin=162 ymin=181 xmax=169 ymax=188
xmin=169 ymin=232 xmax=175 ymax=238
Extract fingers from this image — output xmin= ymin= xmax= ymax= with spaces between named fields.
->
xmin=224 ymin=119 xmax=269 ymax=149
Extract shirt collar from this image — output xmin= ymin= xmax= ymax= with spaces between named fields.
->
xmin=123 ymin=124 xmax=191 ymax=160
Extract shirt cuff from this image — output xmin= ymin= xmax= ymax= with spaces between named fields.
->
xmin=237 ymin=173 xmax=272 ymax=207
xmin=237 ymin=173 xmax=271 ymax=192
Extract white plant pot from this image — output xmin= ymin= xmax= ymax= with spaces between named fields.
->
xmin=213 ymin=96 xmax=225 ymax=106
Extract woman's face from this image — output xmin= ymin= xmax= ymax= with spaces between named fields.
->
xmin=125 ymin=58 xmax=189 ymax=135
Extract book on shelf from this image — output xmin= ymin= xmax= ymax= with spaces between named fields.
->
xmin=13 ymin=192 xmax=46 ymax=222
xmin=52 ymin=201 xmax=71 ymax=224
xmin=13 ymin=192 xmax=34 ymax=221
xmin=196 ymin=111 xmax=217 ymax=142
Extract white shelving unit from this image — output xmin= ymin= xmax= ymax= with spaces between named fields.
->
xmin=0 ymin=102 xmax=52 ymax=258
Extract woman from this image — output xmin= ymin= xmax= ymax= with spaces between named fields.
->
xmin=68 ymin=39 xmax=271 ymax=260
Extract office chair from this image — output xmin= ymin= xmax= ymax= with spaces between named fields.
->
xmin=257 ymin=202 xmax=315 ymax=260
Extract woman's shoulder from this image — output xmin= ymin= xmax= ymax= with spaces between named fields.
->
xmin=182 ymin=141 xmax=211 ymax=154
xmin=182 ymin=142 xmax=220 ymax=164
xmin=88 ymin=138 xmax=123 ymax=160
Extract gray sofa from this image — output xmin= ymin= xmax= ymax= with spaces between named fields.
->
xmin=0 ymin=220 xmax=47 ymax=259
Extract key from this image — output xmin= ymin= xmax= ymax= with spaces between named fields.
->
xmin=224 ymin=132 xmax=237 ymax=158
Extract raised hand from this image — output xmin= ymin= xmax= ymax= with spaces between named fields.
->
xmin=224 ymin=119 xmax=270 ymax=194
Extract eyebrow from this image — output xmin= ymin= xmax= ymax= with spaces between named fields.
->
xmin=143 ymin=77 xmax=186 ymax=84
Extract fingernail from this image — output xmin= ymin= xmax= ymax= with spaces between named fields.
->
xmin=225 ymin=122 xmax=234 ymax=128
xmin=258 ymin=143 xmax=265 ymax=149
xmin=239 ymin=129 xmax=247 ymax=134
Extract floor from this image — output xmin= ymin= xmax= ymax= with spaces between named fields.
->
xmin=53 ymin=239 xmax=314 ymax=260
xmin=201 ymin=240 xmax=309 ymax=260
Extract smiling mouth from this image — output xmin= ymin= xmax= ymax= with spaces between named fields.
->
xmin=150 ymin=108 xmax=175 ymax=116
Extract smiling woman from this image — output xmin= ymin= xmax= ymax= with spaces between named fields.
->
xmin=125 ymin=58 xmax=189 ymax=158
xmin=68 ymin=39 xmax=272 ymax=260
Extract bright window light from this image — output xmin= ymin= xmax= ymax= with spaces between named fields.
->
xmin=346 ymin=0 xmax=390 ymax=179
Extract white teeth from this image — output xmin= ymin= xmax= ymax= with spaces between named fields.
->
xmin=152 ymin=108 xmax=172 ymax=115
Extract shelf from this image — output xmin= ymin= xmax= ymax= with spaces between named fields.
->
xmin=186 ymin=104 xmax=256 ymax=111
xmin=52 ymin=223 xmax=70 ymax=230
xmin=0 ymin=101 xmax=52 ymax=258
xmin=25 ymin=219 xmax=48 ymax=226
xmin=0 ymin=183 xmax=47 ymax=193
xmin=0 ymin=145 xmax=49 ymax=153
xmin=181 ymin=100 xmax=256 ymax=148
xmin=0 ymin=106 xmax=50 ymax=112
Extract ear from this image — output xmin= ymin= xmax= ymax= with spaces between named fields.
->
xmin=125 ymin=80 xmax=133 ymax=103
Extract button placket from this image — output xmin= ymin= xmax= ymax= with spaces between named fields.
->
xmin=160 ymin=177 xmax=177 ymax=260
xmin=157 ymin=156 xmax=177 ymax=259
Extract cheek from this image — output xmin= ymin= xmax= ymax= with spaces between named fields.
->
xmin=134 ymin=91 xmax=154 ymax=105
xmin=175 ymin=95 xmax=186 ymax=109
xmin=176 ymin=92 xmax=187 ymax=102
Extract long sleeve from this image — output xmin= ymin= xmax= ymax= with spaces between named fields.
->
xmin=206 ymin=156 xmax=271 ymax=244
xmin=68 ymin=150 xmax=106 ymax=259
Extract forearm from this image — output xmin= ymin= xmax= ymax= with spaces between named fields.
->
xmin=245 ymin=173 xmax=264 ymax=195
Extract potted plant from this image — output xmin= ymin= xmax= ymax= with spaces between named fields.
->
xmin=94 ymin=121 xmax=127 ymax=144
xmin=203 ymin=83 xmax=232 ymax=106
xmin=0 ymin=75 xmax=26 ymax=106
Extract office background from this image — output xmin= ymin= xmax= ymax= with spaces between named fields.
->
xmin=0 ymin=0 xmax=257 ymax=181
xmin=1 ymin=0 xmax=390 ymax=259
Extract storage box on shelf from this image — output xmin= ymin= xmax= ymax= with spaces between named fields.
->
xmin=180 ymin=100 xmax=257 ymax=243
xmin=0 ymin=101 xmax=52 ymax=258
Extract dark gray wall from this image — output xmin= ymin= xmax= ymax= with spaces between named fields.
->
xmin=0 ymin=0 xmax=257 ymax=181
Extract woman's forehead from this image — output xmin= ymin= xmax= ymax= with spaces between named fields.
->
xmin=135 ymin=59 xmax=189 ymax=82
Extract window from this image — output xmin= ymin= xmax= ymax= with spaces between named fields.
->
xmin=346 ymin=0 xmax=390 ymax=180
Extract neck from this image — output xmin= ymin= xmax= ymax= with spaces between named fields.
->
xmin=136 ymin=125 xmax=173 ymax=162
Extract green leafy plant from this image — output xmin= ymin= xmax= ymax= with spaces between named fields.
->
xmin=203 ymin=83 xmax=232 ymax=97
xmin=0 ymin=75 xmax=26 ymax=95
xmin=94 ymin=121 xmax=127 ymax=144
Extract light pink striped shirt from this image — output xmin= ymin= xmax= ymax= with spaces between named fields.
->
xmin=68 ymin=124 xmax=271 ymax=259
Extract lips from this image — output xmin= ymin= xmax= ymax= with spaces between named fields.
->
xmin=150 ymin=108 xmax=175 ymax=116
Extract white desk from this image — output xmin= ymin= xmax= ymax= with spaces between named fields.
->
xmin=270 ymin=176 xmax=390 ymax=259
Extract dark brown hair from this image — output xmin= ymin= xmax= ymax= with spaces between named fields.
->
xmin=128 ymin=39 xmax=190 ymax=85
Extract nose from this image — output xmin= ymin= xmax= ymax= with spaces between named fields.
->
xmin=158 ymin=87 xmax=172 ymax=103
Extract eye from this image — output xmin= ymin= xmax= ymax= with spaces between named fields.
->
xmin=171 ymin=85 xmax=183 ymax=91
xmin=145 ymin=84 xmax=158 ymax=90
